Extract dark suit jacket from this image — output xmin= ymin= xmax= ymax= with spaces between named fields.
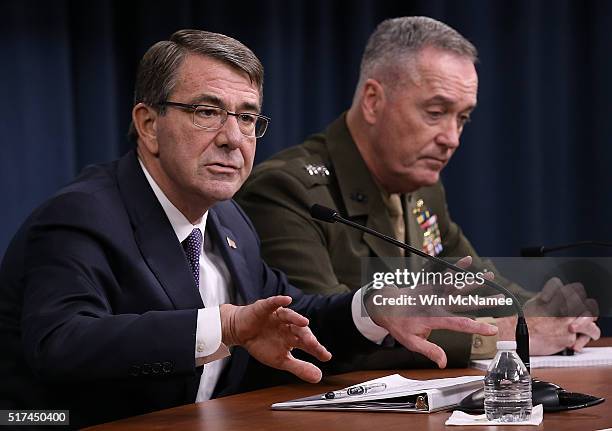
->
xmin=0 ymin=150 xmax=371 ymax=428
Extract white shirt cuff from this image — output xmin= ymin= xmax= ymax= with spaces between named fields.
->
xmin=195 ymin=307 xmax=230 ymax=366
xmin=351 ymin=288 xmax=390 ymax=345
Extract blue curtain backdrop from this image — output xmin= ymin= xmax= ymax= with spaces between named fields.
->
xmin=3 ymin=0 xmax=611 ymax=260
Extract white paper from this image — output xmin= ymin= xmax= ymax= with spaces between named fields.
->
xmin=471 ymin=347 xmax=612 ymax=371
xmin=445 ymin=404 xmax=544 ymax=426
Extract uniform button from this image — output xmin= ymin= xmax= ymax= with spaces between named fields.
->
xmin=162 ymin=361 xmax=174 ymax=373
xmin=473 ymin=336 xmax=483 ymax=348
xmin=128 ymin=365 xmax=140 ymax=376
xmin=350 ymin=192 xmax=367 ymax=203
xmin=196 ymin=343 xmax=205 ymax=353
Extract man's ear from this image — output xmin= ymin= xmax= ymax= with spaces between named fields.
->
xmin=360 ymin=78 xmax=386 ymax=125
xmin=132 ymin=103 xmax=159 ymax=155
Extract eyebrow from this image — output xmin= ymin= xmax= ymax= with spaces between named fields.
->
xmin=188 ymin=94 xmax=261 ymax=114
xmin=425 ymin=95 xmax=477 ymax=111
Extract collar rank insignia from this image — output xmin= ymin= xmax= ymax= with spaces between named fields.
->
xmin=226 ymin=236 xmax=237 ymax=249
xmin=413 ymin=199 xmax=443 ymax=256
xmin=304 ymin=164 xmax=330 ymax=176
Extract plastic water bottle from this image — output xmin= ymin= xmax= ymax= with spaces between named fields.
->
xmin=484 ymin=340 xmax=532 ymax=422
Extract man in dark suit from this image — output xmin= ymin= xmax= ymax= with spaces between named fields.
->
xmin=0 ymin=29 xmax=497 ymax=428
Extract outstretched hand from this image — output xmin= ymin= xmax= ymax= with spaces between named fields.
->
xmin=220 ymin=296 xmax=331 ymax=383
xmin=366 ymin=256 xmax=498 ymax=368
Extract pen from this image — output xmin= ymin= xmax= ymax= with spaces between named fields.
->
xmin=323 ymin=382 xmax=387 ymax=400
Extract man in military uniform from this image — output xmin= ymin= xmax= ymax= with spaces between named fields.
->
xmin=237 ymin=16 xmax=600 ymax=369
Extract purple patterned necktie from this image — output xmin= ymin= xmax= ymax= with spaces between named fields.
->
xmin=182 ymin=228 xmax=203 ymax=288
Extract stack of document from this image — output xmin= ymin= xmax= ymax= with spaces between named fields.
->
xmin=471 ymin=347 xmax=612 ymax=371
xmin=271 ymin=374 xmax=483 ymax=413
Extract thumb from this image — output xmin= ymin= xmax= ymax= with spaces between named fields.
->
xmin=281 ymin=356 xmax=324 ymax=383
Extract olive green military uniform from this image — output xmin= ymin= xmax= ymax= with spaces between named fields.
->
xmin=238 ymin=114 xmax=531 ymax=369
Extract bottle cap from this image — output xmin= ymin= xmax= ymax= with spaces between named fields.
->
xmin=497 ymin=340 xmax=517 ymax=350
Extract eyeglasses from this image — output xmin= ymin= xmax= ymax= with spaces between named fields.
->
xmin=159 ymin=101 xmax=270 ymax=138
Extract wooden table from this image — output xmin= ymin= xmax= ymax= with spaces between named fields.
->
xmin=88 ymin=339 xmax=612 ymax=430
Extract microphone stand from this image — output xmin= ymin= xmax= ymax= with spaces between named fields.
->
xmin=309 ymin=204 xmax=602 ymax=412
xmin=521 ymin=241 xmax=612 ymax=257
xmin=310 ymin=204 xmax=530 ymax=367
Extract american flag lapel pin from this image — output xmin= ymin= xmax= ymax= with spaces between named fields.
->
xmin=226 ymin=236 xmax=237 ymax=249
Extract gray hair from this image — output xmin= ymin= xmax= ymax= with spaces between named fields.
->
xmin=355 ymin=16 xmax=477 ymax=95
xmin=128 ymin=29 xmax=264 ymax=142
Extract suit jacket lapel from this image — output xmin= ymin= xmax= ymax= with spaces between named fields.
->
xmin=207 ymin=207 xmax=257 ymax=397
xmin=326 ymin=115 xmax=401 ymax=259
xmin=206 ymin=208 xmax=257 ymax=306
xmin=117 ymin=151 xmax=204 ymax=310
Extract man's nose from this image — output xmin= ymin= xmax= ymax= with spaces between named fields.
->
xmin=215 ymin=115 xmax=244 ymax=149
xmin=437 ymin=118 xmax=461 ymax=149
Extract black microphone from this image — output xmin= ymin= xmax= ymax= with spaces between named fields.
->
xmin=521 ymin=241 xmax=612 ymax=257
xmin=310 ymin=204 xmax=605 ymax=413
xmin=310 ymin=204 xmax=338 ymax=223
xmin=310 ymin=204 xmax=531 ymax=368
xmin=520 ymin=246 xmax=548 ymax=258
